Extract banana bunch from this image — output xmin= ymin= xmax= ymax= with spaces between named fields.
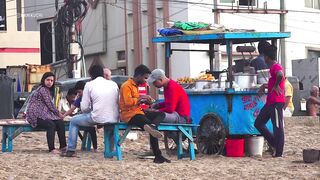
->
xmin=177 ymin=77 xmax=196 ymax=84
xmin=196 ymin=73 xmax=215 ymax=81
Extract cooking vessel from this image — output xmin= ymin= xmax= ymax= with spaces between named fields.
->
xmin=233 ymin=73 xmax=257 ymax=89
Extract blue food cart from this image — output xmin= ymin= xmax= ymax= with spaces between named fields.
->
xmin=152 ymin=32 xmax=291 ymax=154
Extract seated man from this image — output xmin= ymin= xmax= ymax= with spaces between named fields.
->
xmin=146 ymin=69 xmax=191 ymax=153
xmin=63 ymin=65 xmax=119 ymax=157
xmin=147 ymin=69 xmax=191 ymax=125
xmin=119 ymin=64 xmax=170 ymax=164
xmin=306 ymin=86 xmax=320 ymax=116
xmin=63 ymin=81 xmax=98 ymax=152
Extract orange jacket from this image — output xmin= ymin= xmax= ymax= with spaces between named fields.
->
xmin=119 ymin=78 xmax=144 ymax=122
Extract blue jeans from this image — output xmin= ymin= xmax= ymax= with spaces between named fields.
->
xmin=67 ymin=113 xmax=95 ymax=151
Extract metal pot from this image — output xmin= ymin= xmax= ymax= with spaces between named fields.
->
xmin=195 ymin=80 xmax=212 ymax=90
xmin=233 ymin=73 xmax=257 ymax=89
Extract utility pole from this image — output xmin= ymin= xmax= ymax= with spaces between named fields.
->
xmin=280 ymin=0 xmax=286 ymax=73
xmin=213 ymin=0 xmax=220 ymax=71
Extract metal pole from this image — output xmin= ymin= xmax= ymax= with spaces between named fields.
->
xmin=213 ymin=0 xmax=220 ymax=70
xmin=164 ymin=42 xmax=171 ymax=77
xmin=226 ymin=40 xmax=233 ymax=88
xmin=209 ymin=43 xmax=214 ymax=71
xmin=280 ymin=0 xmax=286 ymax=73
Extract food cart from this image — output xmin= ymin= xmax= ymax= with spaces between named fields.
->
xmin=152 ymin=32 xmax=291 ymax=154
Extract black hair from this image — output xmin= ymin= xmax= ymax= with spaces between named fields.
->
xmin=133 ymin=64 xmax=151 ymax=77
xmin=258 ymin=40 xmax=271 ymax=54
xmin=40 ymin=72 xmax=55 ymax=97
xmin=264 ymin=45 xmax=277 ymax=60
xmin=40 ymin=72 xmax=55 ymax=89
xmin=67 ymin=88 xmax=77 ymax=96
xmin=74 ymin=80 xmax=86 ymax=90
xmin=89 ymin=65 xmax=104 ymax=80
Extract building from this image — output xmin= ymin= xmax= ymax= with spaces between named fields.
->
xmin=0 ymin=0 xmax=40 ymax=72
xmin=7 ymin=0 xmax=320 ymax=81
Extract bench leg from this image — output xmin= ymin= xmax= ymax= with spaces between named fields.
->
xmin=187 ymin=127 xmax=195 ymax=160
xmin=2 ymin=127 xmax=8 ymax=152
xmin=114 ymin=125 xmax=122 ymax=160
xmin=81 ymin=131 xmax=88 ymax=151
xmin=86 ymin=136 xmax=92 ymax=151
xmin=104 ymin=126 xmax=113 ymax=158
xmin=177 ymin=132 xmax=183 ymax=159
xmin=7 ymin=127 xmax=14 ymax=152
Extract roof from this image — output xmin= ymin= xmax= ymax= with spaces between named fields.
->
xmin=152 ymin=32 xmax=290 ymax=44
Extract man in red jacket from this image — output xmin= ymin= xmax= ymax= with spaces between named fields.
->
xmin=147 ymin=69 xmax=191 ymax=124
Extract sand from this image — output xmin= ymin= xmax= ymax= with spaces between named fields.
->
xmin=0 ymin=117 xmax=319 ymax=179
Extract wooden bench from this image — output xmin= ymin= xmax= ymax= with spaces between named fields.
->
xmin=103 ymin=122 xmax=199 ymax=161
xmin=0 ymin=119 xmax=92 ymax=152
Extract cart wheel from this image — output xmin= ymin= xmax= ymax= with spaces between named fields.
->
xmin=196 ymin=113 xmax=226 ymax=155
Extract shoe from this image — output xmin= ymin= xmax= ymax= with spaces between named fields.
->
xmin=60 ymin=146 xmax=67 ymax=153
xmin=143 ymin=124 xmax=163 ymax=139
xmin=50 ymin=149 xmax=60 ymax=155
xmin=60 ymin=150 xmax=76 ymax=157
xmin=153 ymin=155 xmax=171 ymax=164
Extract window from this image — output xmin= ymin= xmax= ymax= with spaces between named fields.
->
xmin=0 ymin=0 xmax=6 ymax=31
xmin=117 ymin=50 xmax=126 ymax=61
xmin=305 ymin=0 xmax=320 ymax=9
xmin=220 ymin=0 xmax=235 ymax=3
xmin=17 ymin=0 xmax=21 ymax=31
xmin=239 ymin=0 xmax=256 ymax=6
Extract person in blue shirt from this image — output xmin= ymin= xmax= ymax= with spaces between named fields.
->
xmin=250 ymin=40 xmax=270 ymax=72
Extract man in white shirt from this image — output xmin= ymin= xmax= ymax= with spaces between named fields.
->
xmin=63 ymin=65 xmax=119 ymax=157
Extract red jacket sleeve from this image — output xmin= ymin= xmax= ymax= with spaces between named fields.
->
xmin=159 ymin=87 xmax=178 ymax=113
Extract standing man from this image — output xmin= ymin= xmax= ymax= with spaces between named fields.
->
xmin=63 ymin=65 xmax=119 ymax=157
xmin=254 ymin=45 xmax=285 ymax=158
xmin=283 ymin=78 xmax=294 ymax=117
xmin=250 ymin=40 xmax=270 ymax=72
xmin=119 ymin=64 xmax=170 ymax=163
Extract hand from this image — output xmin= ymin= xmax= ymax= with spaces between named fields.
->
xmin=272 ymin=85 xmax=282 ymax=96
xmin=138 ymin=95 xmax=154 ymax=105
xmin=59 ymin=112 xmax=65 ymax=119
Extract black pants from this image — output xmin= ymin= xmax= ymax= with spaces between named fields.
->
xmin=81 ymin=127 xmax=98 ymax=149
xmin=128 ymin=114 xmax=162 ymax=157
xmin=36 ymin=118 xmax=67 ymax=152
xmin=254 ymin=103 xmax=284 ymax=157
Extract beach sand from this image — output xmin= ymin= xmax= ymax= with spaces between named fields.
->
xmin=0 ymin=117 xmax=319 ymax=179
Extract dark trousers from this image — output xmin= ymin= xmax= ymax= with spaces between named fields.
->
xmin=254 ymin=103 xmax=285 ymax=156
xmin=128 ymin=114 xmax=162 ymax=157
xmin=36 ymin=118 xmax=67 ymax=152
xmin=81 ymin=127 xmax=97 ymax=149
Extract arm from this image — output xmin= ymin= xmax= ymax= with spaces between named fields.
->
xmin=258 ymin=83 xmax=268 ymax=97
xmin=39 ymin=87 xmax=59 ymax=115
xmin=272 ymin=71 xmax=284 ymax=96
xmin=121 ymin=85 xmax=139 ymax=107
xmin=309 ymin=96 xmax=320 ymax=105
xmin=284 ymin=96 xmax=291 ymax=110
xmin=80 ymin=84 xmax=91 ymax=113
xmin=63 ymin=105 xmax=77 ymax=117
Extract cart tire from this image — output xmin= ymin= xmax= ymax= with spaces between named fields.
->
xmin=196 ymin=113 xmax=226 ymax=155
